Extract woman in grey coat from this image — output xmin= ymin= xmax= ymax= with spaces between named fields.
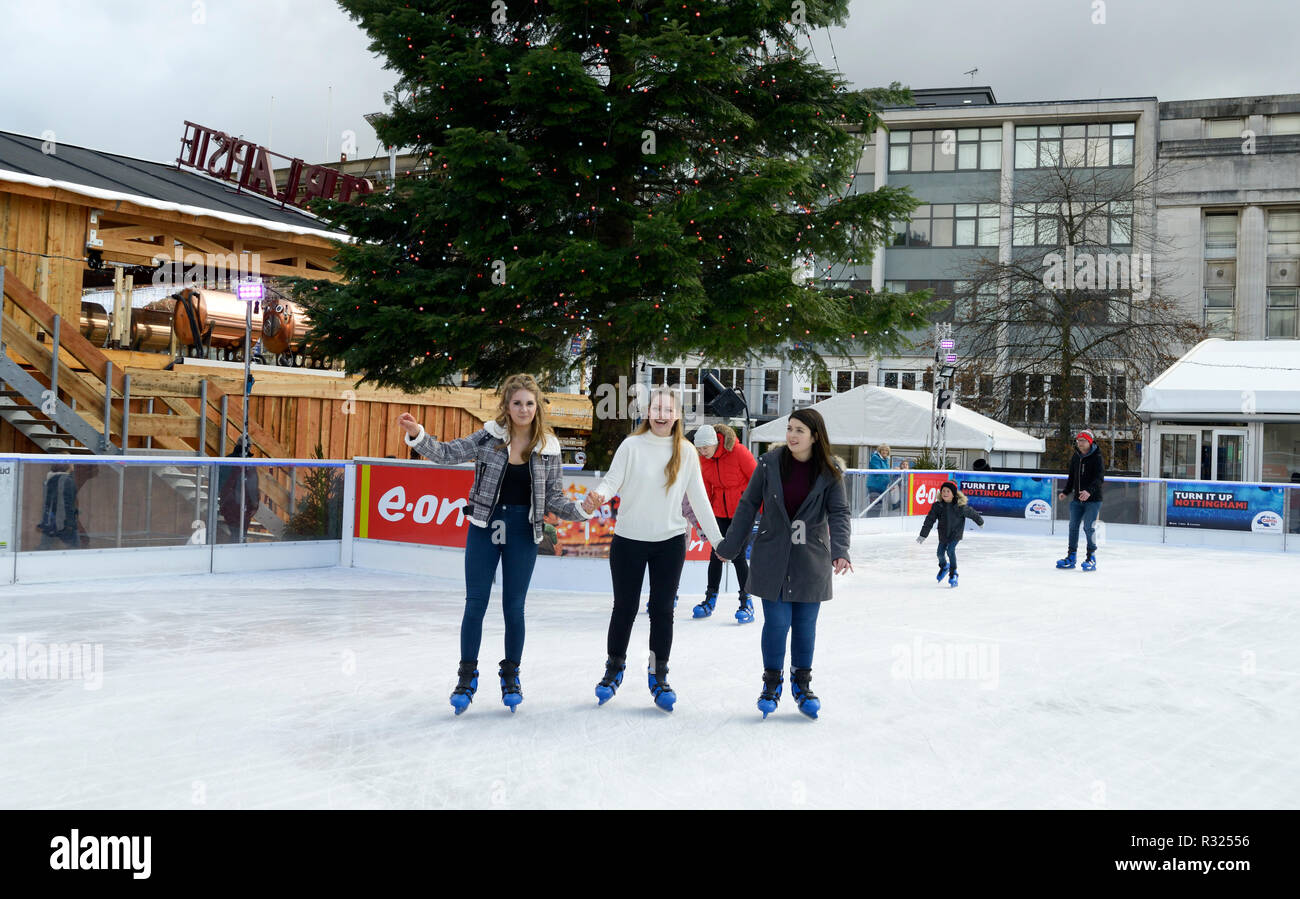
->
xmin=715 ymin=408 xmax=852 ymax=719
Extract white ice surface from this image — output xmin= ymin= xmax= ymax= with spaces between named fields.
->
xmin=1 ymin=532 xmax=1297 ymax=809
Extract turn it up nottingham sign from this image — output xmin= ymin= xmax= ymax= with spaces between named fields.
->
xmin=175 ymin=121 xmax=374 ymax=210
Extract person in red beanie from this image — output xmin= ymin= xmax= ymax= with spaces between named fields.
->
xmin=690 ymin=424 xmax=759 ymax=622
xmin=1056 ymin=430 xmax=1105 ymax=571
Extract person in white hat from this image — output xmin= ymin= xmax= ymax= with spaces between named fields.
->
xmin=689 ymin=424 xmax=758 ymax=622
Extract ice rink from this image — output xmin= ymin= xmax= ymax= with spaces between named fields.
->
xmin=2 ymin=532 xmax=1297 ymax=809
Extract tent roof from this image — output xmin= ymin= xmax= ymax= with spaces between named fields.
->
xmin=749 ymin=385 xmax=1045 ymax=453
xmin=1138 ymin=339 xmax=1300 ymax=416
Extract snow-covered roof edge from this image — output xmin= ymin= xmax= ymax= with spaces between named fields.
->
xmin=0 ymin=168 xmax=354 ymax=244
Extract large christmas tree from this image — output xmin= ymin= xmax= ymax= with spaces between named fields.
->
xmin=299 ymin=0 xmax=933 ymax=465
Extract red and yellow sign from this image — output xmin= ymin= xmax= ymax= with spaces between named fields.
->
xmin=356 ymin=463 xmax=713 ymax=559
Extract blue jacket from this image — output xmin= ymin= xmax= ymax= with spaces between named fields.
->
xmin=867 ymin=451 xmax=891 ymax=492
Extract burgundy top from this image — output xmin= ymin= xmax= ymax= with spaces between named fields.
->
xmin=783 ymin=456 xmax=815 ymax=519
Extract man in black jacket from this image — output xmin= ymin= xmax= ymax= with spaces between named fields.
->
xmin=1057 ymin=430 xmax=1104 ymax=571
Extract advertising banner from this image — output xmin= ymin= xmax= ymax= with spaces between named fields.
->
xmin=1166 ymin=481 xmax=1285 ymax=533
xmin=908 ymin=471 xmax=1054 ymax=520
xmin=952 ymin=474 xmax=1055 ymax=520
xmin=355 ymin=463 xmax=714 ymax=559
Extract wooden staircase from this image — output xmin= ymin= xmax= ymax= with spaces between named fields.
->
xmin=1 ymin=264 xmax=299 ymax=536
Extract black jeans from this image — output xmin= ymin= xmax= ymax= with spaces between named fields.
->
xmin=706 ymin=516 xmax=750 ymax=595
xmin=607 ymin=533 xmax=686 ymax=661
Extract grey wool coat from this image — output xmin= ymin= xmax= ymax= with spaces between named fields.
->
xmin=714 ymin=448 xmax=852 ymax=603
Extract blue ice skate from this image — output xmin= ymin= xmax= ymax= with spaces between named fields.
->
xmin=790 ymin=667 xmax=819 ymax=720
xmin=1081 ymin=553 xmax=1097 ymax=572
xmin=647 ymin=654 xmax=676 ymax=712
xmin=499 ymin=659 xmax=522 ymax=712
xmin=692 ymin=591 xmax=718 ymax=619
xmin=1056 ymin=552 xmax=1077 ymax=569
xmin=595 ymin=654 xmax=625 ymax=705
xmin=450 ymin=660 xmax=478 ymax=715
xmin=735 ymin=593 xmax=754 ymax=624
xmin=757 ymin=669 xmax=783 ymax=719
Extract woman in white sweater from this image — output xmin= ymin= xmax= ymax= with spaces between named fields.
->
xmin=583 ymin=388 xmax=723 ymax=711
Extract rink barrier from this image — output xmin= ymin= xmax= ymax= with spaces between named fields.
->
xmin=0 ymin=456 xmax=1295 ymax=586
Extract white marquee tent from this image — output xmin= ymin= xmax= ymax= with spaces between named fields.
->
xmin=749 ymin=385 xmax=1045 ymax=466
xmin=1138 ymin=339 xmax=1300 ymax=416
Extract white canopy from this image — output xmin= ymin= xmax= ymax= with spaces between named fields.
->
xmin=749 ymin=385 xmax=1046 ymax=453
xmin=1139 ymin=339 xmax=1300 ymax=416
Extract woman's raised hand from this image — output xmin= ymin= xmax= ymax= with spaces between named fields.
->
xmin=397 ymin=413 xmax=421 ymax=439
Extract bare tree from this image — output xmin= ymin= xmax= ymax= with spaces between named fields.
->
xmin=948 ymin=152 xmax=1204 ymax=467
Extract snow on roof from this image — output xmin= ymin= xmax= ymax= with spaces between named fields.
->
xmin=1138 ymin=339 xmax=1300 ymax=416
xmin=0 ymin=129 xmax=351 ymax=243
xmin=749 ymin=385 xmax=1046 ymax=453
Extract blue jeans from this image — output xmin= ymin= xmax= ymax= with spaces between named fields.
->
xmin=760 ymin=592 xmax=821 ymax=670
xmin=1068 ymin=500 xmax=1101 ymax=555
xmin=461 ymin=505 xmax=538 ymax=662
xmin=936 ymin=540 xmax=957 ymax=575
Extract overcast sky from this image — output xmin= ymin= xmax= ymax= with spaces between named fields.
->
xmin=2 ymin=0 xmax=1296 ymax=165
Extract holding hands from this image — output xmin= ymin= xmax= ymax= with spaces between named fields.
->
xmin=582 ymin=490 xmax=606 ymax=514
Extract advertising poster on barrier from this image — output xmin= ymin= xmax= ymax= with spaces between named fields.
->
xmin=355 ymin=463 xmax=714 ymax=559
xmin=906 ymin=472 xmax=949 ymax=516
xmin=1165 ymin=481 xmax=1285 ymax=533
xmin=952 ymin=474 xmax=1055 ymax=520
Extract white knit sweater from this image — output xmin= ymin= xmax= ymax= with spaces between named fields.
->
xmin=595 ymin=431 xmax=724 ymax=545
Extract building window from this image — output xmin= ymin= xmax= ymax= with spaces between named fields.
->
xmin=649 ymin=365 xmax=701 ymax=413
xmin=887 ymin=127 xmax=1002 ymax=173
xmin=713 ymin=368 xmax=745 ymax=391
xmin=1267 ymin=210 xmax=1300 ymax=257
xmin=1205 ymin=212 xmax=1239 ymax=258
xmin=953 ymin=281 xmax=999 ymax=323
xmin=1203 ymin=212 xmax=1238 ymax=337
xmin=837 ymin=370 xmax=871 ymax=392
xmin=1267 ymin=289 xmax=1298 ymax=338
xmin=1204 ymin=289 xmax=1235 ymax=337
xmin=1205 ymin=118 xmax=1245 ymax=139
xmin=894 ymin=203 xmax=998 ymax=247
xmin=1271 ymin=114 xmax=1300 ymax=135
xmin=1012 ymin=202 xmax=1132 ymax=247
xmin=880 ymin=370 xmax=921 ymax=391
xmin=1014 ymin=122 xmax=1134 ymax=170
xmin=762 ymin=369 xmax=781 ymax=416
xmin=811 ymin=369 xmax=869 ymax=403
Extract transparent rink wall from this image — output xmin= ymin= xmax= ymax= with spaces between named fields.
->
xmin=0 ymin=456 xmax=1297 ymax=584
xmin=0 ymin=454 xmax=350 ymax=583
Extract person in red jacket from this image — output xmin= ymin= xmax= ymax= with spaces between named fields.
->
xmin=691 ymin=424 xmax=759 ymax=623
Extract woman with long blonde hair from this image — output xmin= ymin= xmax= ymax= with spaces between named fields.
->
xmin=397 ymin=374 xmax=589 ymax=715
xmin=582 ymin=387 xmax=723 ymax=711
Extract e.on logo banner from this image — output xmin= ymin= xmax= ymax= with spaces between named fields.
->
xmin=356 ymin=464 xmax=475 ymax=547
xmin=907 ymin=473 xmax=949 ymax=515
xmin=355 ymin=463 xmax=716 ymax=559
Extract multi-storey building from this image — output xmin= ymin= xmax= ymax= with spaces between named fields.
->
xmin=630 ymin=87 xmax=1300 ymax=475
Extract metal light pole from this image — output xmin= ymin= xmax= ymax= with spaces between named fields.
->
xmin=236 ymin=280 xmax=265 ymax=544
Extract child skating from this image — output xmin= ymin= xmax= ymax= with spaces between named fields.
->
xmin=917 ymin=481 xmax=984 ymax=588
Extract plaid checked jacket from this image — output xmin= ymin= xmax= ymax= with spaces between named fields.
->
xmin=405 ymin=419 xmax=588 ymax=543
